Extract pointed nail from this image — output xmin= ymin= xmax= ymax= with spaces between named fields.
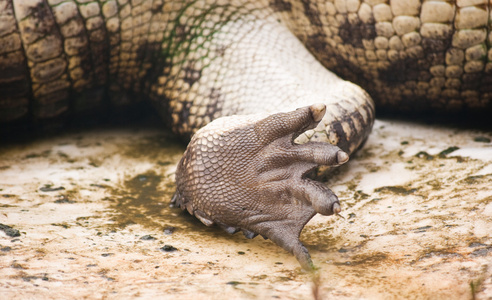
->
xmin=337 ymin=151 xmax=349 ymax=164
xmin=333 ymin=202 xmax=341 ymax=214
xmin=310 ymin=104 xmax=326 ymax=122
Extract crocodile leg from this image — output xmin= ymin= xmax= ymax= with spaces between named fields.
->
xmin=174 ymin=104 xmax=349 ymax=269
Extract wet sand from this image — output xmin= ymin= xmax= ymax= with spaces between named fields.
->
xmin=1 ymin=119 xmax=491 ymax=299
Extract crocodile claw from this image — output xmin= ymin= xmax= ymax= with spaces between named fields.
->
xmin=172 ymin=104 xmax=348 ymax=270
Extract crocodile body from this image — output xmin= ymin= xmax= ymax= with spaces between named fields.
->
xmin=1 ymin=1 xmax=491 ymax=127
xmin=1 ymin=0 xmax=490 ymax=269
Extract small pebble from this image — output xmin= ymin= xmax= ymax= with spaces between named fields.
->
xmin=163 ymin=227 xmax=175 ymax=235
xmin=0 ymin=224 xmax=20 ymax=237
xmin=161 ymin=245 xmax=177 ymax=252
xmin=40 ymin=186 xmax=65 ymax=192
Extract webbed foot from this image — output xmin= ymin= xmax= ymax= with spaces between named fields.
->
xmin=173 ymin=104 xmax=348 ymax=270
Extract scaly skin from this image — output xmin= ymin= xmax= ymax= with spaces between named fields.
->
xmin=0 ymin=0 xmax=373 ymax=153
xmin=2 ymin=0 xmax=491 ymax=269
xmin=2 ymin=1 xmax=491 ymax=124
xmin=280 ymin=0 xmax=492 ymax=112
xmin=173 ymin=104 xmax=349 ymax=270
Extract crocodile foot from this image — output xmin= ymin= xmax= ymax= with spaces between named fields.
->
xmin=172 ymin=104 xmax=348 ymax=270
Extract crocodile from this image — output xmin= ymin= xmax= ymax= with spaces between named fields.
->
xmin=0 ymin=0 xmax=490 ymax=269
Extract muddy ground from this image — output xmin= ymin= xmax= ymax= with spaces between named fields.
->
xmin=0 ymin=119 xmax=491 ymax=299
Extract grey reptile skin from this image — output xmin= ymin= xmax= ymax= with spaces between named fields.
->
xmin=1 ymin=0 xmax=490 ymax=269
xmin=173 ymin=104 xmax=350 ymax=270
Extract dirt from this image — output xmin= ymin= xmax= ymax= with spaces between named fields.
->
xmin=0 ymin=120 xmax=491 ymax=299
